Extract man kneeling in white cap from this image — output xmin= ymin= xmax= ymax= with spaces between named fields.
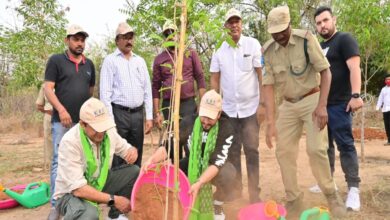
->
xmin=54 ymin=98 xmax=139 ymax=220
xmin=143 ymin=90 xmax=236 ymax=220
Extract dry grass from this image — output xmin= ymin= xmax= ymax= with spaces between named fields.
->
xmin=0 ymin=88 xmax=42 ymax=134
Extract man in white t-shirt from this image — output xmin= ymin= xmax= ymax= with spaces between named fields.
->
xmin=210 ymin=8 xmax=263 ymax=203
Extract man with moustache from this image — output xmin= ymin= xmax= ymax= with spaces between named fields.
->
xmin=152 ymin=20 xmax=206 ymax=160
xmin=100 ymin=22 xmax=153 ymax=168
xmin=44 ymin=24 xmax=95 ymax=220
xmin=314 ymin=6 xmax=363 ymax=211
xmin=262 ymin=6 xmax=346 ymax=218
xmin=210 ymin=8 xmax=263 ymax=204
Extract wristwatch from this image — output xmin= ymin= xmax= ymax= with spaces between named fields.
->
xmin=351 ymin=93 xmax=360 ymax=99
xmin=108 ymin=194 xmax=115 ymax=207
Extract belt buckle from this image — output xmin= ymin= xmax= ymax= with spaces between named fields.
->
xmin=287 ymin=97 xmax=302 ymax=103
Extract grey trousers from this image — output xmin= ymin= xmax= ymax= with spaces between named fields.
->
xmin=56 ymin=164 xmax=140 ymax=219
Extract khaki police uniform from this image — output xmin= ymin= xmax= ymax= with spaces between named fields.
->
xmin=36 ymin=84 xmax=53 ymax=170
xmin=263 ymin=29 xmax=335 ymax=202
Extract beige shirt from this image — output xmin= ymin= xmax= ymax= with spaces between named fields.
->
xmin=36 ymin=84 xmax=53 ymax=111
xmin=53 ymin=124 xmax=132 ymax=199
xmin=262 ymin=29 xmax=330 ymax=99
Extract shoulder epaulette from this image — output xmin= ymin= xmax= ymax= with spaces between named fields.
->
xmin=293 ymin=29 xmax=310 ymax=39
xmin=263 ymin=38 xmax=275 ymax=53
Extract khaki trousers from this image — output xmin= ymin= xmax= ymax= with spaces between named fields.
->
xmin=276 ymin=93 xmax=335 ymax=201
xmin=43 ymin=113 xmax=52 ymax=170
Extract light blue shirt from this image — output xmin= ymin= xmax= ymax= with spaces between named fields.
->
xmin=100 ymin=48 xmax=152 ymax=120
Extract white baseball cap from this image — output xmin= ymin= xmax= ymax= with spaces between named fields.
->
xmin=66 ymin=24 xmax=89 ymax=37
xmin=199 ymin=90 xmax=222 ymax=120
xmin=116 ymin=22 xmax=134 ymax=36
xmin=225 ymin=8 xmax=242 ymax=23
xmin=80 ymin=98 xmax=116 ymax=132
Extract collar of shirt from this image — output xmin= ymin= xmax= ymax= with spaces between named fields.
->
xmin=64 ymin=50 xmax=86 ymax=72
xmin=274 ymin=33 xmax=296 ymax=51
xmin=114 ymin=48 xmax=138 ymax=58
xmin=228 ymin=35 xmax=243 ymax=48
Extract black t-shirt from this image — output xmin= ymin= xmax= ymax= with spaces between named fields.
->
xmin=320 ymin=32 xmax=360 ymax=104
xmin=186 ymin=112 xmax=235 ymax=168
xmin=45 ymin=52 xmax=95 ymax=123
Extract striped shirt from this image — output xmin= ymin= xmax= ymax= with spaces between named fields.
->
xmin=100 ymin=49 xmax=153 ymax=120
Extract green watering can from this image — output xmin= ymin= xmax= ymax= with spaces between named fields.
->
xmin=0 ymin=182 xmax=50 ymax=208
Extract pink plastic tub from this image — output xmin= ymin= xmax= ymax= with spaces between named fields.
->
xmin=131 ymin=164 xmax=192 ymax=220
xmin=238 ymin=202 xmax=287 ymax=220
xmin=0 ymin=184 xmax=27 ymax=210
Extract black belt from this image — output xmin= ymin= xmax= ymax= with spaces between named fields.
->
xmin=163 ymin=97 xmax=194 ymax=102
xmin=111 ymin=103 xmax=144 ymax=113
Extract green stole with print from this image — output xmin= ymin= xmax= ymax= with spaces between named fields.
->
xmin=188 ymin=117 xmax=219 ymax=220
xmin=79 ymin=126 xmax=110 ymax=195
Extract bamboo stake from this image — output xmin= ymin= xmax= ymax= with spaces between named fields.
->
xmin=172 ymin=1 xmax=187 ymax=220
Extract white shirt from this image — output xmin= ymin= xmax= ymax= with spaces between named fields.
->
xmin=210 ymin=35 xmax=262 ymax=118
xmin=376 ymin=86 xmax=390 ymax=112
xmin=53 ymin=124 xmax=132 ymax=199
xmin=100 ymin=49 xmax=153 ymax=120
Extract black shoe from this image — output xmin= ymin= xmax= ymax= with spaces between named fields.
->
xmin=384 ymin=142 xmax=390 ymax=146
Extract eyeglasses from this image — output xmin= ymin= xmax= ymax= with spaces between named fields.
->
xmin=119 ymin=33 xmax=134 ymax=40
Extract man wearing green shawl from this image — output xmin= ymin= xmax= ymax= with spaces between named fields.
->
xmin=54 ymin=98 xmax=140 ymax=220
xmin=143 ymin=90 xmax=236 ymax=220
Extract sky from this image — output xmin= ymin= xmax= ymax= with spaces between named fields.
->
xmin=0 ymin=0 xmax=135 ymax=45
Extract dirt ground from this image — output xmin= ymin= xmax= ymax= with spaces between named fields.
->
xmin=1 ymin=126 xmax=390 ymax=220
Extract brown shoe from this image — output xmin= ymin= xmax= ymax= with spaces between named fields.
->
xmin=285 ymin=193 xmax=304 ymax=219
xmin=326 ymin=192 xmax=347 ymax=218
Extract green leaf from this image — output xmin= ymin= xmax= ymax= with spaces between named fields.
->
xmin=150 ymin=33 xmax=163 ymax=42
xmin=160 ymin=63 xmax=173 ymax=69
xmin=162 ymin=41 xmax=177 ymax=48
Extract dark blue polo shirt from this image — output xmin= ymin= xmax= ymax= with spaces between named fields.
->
xmin=45 ymin=51 xmax=95 ymax=123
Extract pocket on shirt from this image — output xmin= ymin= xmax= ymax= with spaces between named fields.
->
xmin=241 ymin=56 xmax=253 ymax=72
xmin=290 ymin=58 xmax=308 ymax=75
xmin=273 ymin=65 xmax=287 ymax=83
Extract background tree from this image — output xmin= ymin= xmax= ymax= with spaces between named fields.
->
xmin=334 ymin=0 xmax=390 ymax=161
xmin=0 ymin=0 xmax=67 ymax=91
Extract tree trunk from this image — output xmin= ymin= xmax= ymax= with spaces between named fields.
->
xmin=172 ymin=1 xmax=187 ymax=220
xmin=360 ymin=60 xmax=368 ymax=163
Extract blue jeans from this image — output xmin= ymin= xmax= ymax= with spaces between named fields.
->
xmin=50 ymin=122 xmax=73 ymax=206
xmin=327 ymin=103 xmax=360 ymax=188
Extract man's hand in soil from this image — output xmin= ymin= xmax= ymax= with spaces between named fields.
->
xmin=189 ymin=181 xmax=203 ymax=207
xmin=59 ymin=109 xmax=73 ymax=128
xmin=114 ymin=195 xmax=131 ymax=213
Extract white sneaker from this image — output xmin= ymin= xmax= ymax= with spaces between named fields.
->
xmin=309 ymin=182 xmax=338 ymax=194
xmin=309 ymin=184 xmax=322 ymax=193
xmin=346 ymin=187 xmax=360 ymax=211
xmin=214 ymin=200 xmax=225 ymax=220
xmin=106 ymin=214 xmax=128 ymax=220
